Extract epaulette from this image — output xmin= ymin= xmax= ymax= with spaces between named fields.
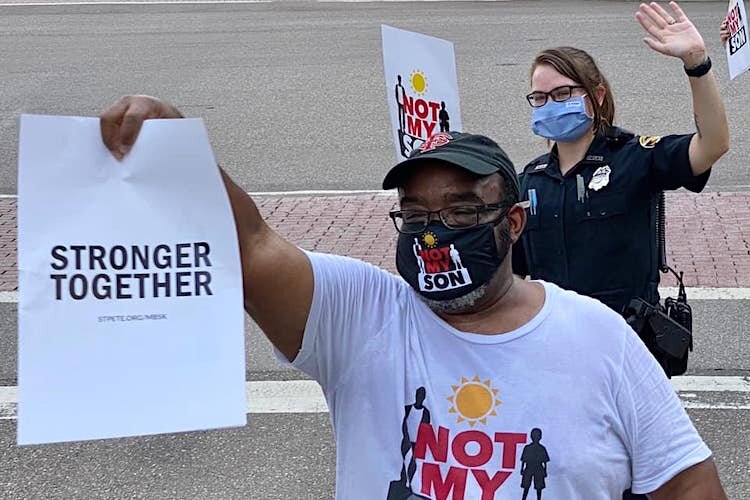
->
xmin=604 ymin=126 xmax=636 ymax=148
xmin=521 ymin=153 xmax=553 ymax=175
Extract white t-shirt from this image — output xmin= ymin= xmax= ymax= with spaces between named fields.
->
xmin=281 ymin=252 xmax=711 ymax=499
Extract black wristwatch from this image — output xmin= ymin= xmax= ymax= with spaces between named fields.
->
xmin=684 ymin=57 xmax=712 ymax=78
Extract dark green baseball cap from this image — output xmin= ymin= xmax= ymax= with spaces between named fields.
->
xmin=382 ymin=131 xmax=519 ymax=198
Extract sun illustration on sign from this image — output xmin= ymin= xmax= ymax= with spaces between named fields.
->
xmin=447 ymin=376 xmax=501 ymax=427
xmin=410 ymin=70 xmax=428 ymax=95
xmin=422 ymin=231 xmax=438 ymax=248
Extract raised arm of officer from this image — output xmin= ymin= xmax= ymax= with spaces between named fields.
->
xmin=636 ymin=2 xmax=730 ymax=174
xmin=100 ymin=95 xmax=312 ymax=361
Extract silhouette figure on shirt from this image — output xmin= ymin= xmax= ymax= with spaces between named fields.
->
xmin=438 ymin=101 xmax=450 ymax=132
xmin=520 ymin=428 xmax=550 ymax=500
xmin=395 ymin=75 xmax=407 ymax=133
xmin=386 ymin=387 xmax=431 ymax=500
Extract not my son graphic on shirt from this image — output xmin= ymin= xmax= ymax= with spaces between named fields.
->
xmin=386 ymin=383 xmax=550 ymax=500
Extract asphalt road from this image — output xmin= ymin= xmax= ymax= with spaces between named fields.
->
xmin=1 ymin=0 xmax=749 ymax=193
xmin=1 ymin=1 xmax=749 ymax=499
xmin=2 ymin=411 xmax=749 ymax=499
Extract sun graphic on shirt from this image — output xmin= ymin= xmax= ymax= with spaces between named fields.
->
xmin=447 ymin=377 xmax=501 ymax=427
xmin=421 ymin=231 xmax=438 ymax=248
xmin=410 ymin=70 xmax=428 ymax=95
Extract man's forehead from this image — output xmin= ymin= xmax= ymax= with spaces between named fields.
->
xmin=398 ymin=168 xmax=502 ymax=204
xmin=398 ymin=160 xmax=494 ymax=187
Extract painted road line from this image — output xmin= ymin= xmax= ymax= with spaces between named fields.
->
xmin=660 ymin=287 xmax=750 ymax=300
xmin=0 ymin=382 xmax=326 ymax=420
xmin=681 ymin=402 xmax=750 ymax=410
xmin=0 ymin=386 xmax=17 ymax=419
xmin=244 ymin=379 xmax=328 ymax=413
xmin=0 ymin=0 xmax=499 ymax=5
xmin=0 ymin=188 xmax=746 ymax=198
xmin=0 ymin=190 xmax=389 ymax=198
xmin=0 ymin=0 xmax=270 ymax=5
xmin=318 ymin=0 xmax=506 ymax=2
xmin=671 ymin=376 xmax=750 ymax=393
xmin=4 ymin=288 xmax=750 ymax=303
xmin=1 ymin=377 xmax=749 ymax=420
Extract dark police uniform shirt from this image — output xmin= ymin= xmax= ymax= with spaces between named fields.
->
xmin=512 ymin=129 xmax=710 ymax=313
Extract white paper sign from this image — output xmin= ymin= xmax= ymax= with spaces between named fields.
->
xmin=382 ymin=25 xmax=462 ymax=161
xmin=17 ymin=115 xmax=246 ymax=445
xmin=726 ymin=0 xmax=750 ymax=79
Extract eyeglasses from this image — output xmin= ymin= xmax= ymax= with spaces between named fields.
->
xmin=389 ymin=204 xmax=511 ymax=234
xmin=526 ymin=85 xmax=585 ymax=108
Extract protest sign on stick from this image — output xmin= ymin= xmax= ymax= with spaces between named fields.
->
xmin=17 ymin=115 xmax=246 ymax=445
xmin=381 ymin=25 xmax=462 ymax=162
xmin=726 ymin=0 xmax=750 ymax=79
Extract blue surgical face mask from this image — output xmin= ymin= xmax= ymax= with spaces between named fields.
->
xmin=531 ymin=95 xmax=593 ymax=142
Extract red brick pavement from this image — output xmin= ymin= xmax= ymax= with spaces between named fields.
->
xmin=2 ymin=192 xmax=749 ymax=292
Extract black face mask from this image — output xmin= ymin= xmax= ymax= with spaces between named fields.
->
xmin=396 ymin=221 xmax=509 ymax=302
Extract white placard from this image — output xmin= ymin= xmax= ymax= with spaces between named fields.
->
xmin=726 ymin=0 xmax=750 ymax=79
xmin=17 ymin=115 xmax=246 ymax=445
xmin=382 ymin=25 xmax=463 ymax=161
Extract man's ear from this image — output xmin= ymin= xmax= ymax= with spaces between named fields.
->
xmin=508 ymin=203 xmax=527 ymax=243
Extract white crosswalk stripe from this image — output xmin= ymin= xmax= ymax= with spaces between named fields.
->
xmin=1 ymin=377 xmax=748 ymax=420
xmin=5 ymin=287 xmax=750 ymax=303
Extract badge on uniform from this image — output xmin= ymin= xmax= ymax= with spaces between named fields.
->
xmin=588 ymin=165 xmax=611 ymax=191
xmin=585 ymin=155 xmax=604 ymax=162
xmin=639 ymin=135 xmax=662 ymax=149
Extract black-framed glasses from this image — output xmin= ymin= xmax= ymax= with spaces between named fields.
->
xmin=525 ymin=85 xmax=585 ymax=108
xmin=389 ymin=204 xmax=511 ymax=234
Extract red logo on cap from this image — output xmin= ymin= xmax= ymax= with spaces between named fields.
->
xmin=419 ymin=132 xmax=453 ymax=153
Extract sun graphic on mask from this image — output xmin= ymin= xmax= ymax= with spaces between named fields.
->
xmin=410 ymin=70 xmax=428 ymax=95
xmin=447 ymin=377 xmax=501 ymax=427
xmin=421 ymin=231 xmax=438 ymax=248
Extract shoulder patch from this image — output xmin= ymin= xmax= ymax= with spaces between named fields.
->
xmin=638 ymin=135 xmax=662 ymax=149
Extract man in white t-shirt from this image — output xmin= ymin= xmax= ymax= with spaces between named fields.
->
xmin=99 ymin=95 xmax=727 ymax=499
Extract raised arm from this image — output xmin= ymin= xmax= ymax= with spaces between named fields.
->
xmin=100 ymin=95 xmax=312 ymax=361
xmin=636 ymin=2 xmax=730 ymax=175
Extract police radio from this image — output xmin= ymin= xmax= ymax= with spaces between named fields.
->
xmin=657 ymin=191 xmax=694 ymax=375
xmin=624 ymin=269 xmax=693 ymax=377
xmin=661 ymin=267 xmax=693 ymax=374
xmin=623 ymin=191 xmax=694 ymax=377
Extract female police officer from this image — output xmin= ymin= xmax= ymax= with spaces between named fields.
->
xmin=513 ymin=6 xmax=728 ymax=497
xmin=514 ymin=1 xmax=728 ymax=312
